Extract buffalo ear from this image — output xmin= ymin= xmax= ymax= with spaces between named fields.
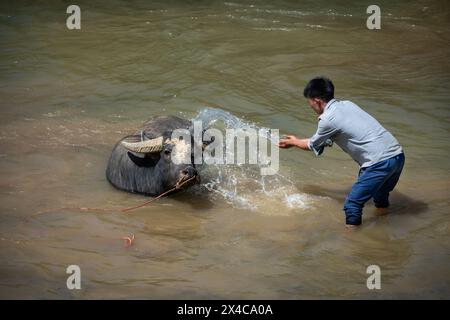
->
xmin=127 ymin=152 xmax=159 ymax=167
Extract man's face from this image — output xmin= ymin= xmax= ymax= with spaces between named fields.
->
xmin=307 ymin=98 xmax=323 ymax=115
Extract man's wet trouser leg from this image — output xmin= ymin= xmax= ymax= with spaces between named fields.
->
xmin=343 ymin=153 xmax=405 ymax=225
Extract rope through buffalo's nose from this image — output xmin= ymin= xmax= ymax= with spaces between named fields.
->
xmin=120 ymin=175 xmax=197 ymax=212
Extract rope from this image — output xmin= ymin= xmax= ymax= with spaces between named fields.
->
xmin=25 ymin=175 xmax=197 ymax=222
xmin=120 ymin=175 xmax=196 ymax=212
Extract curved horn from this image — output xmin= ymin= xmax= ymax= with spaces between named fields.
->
xmin=121 ymin=136 xmax=164 ymax=153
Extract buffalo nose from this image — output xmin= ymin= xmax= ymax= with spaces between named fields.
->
xmin=182 ymin=167 xmax=197 ymax=177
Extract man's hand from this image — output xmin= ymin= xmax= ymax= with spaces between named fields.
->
xmin=278 ymin=135 xmax=311 ymax=151
xmin=277 ymin=135 xmax=298 ymax=148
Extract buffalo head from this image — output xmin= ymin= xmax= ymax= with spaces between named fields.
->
xmin=106 ymin=116 xmax=200 ymax=196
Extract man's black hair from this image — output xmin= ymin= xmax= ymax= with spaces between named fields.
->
xmin=303 ymin=77 xmax=334 ymax=102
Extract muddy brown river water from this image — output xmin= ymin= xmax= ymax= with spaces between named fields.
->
xmin=0 ymin=0 xmax=449 ymax=298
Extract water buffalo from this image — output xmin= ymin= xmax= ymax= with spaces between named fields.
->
xmin=106 ymin=116 xmax=200 ymax=196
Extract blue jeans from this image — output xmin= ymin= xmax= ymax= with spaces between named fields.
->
xmin=343 ymin=153 xmax=405 ymax=225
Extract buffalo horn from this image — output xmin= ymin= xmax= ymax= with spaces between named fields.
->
xmin=121 ymin=136 xmax=164 ymax=153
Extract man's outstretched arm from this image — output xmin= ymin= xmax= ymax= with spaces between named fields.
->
xmin=277 ymin=135 xmax=311 ymax=151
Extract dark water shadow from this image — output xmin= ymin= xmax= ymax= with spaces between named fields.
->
xmin=170 ymin=188 xmax=215 ymax=210
xmin=301 ymin=183 xmax=351 ymax=202
xmin=300 ymin=183 xmax=428 ymax=216
xmin=381 ymin=191 xmax=429 ymax=216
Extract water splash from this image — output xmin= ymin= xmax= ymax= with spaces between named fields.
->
xmin=193 ymin=107 xmax=255 ymax=131
xmin=193 ymin=107 xmax=279 ymax=144
xmin=190 ymin=107 xmax=318 ymax=214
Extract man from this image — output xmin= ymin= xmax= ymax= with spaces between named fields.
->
xmin=278 ymin=77 xmax=404 ymax=229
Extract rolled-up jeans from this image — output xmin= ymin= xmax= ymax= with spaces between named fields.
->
xmin=343 ymin=153 xmax=405 ymax=225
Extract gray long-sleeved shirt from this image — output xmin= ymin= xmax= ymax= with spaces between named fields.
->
xmin=308 ymin=99 xmax=403 ymax=168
